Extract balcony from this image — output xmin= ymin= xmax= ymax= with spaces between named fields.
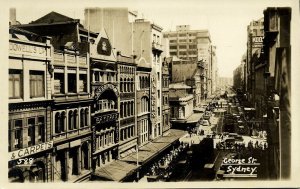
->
xmin=53 ymin=126 xmax=91 ymax=142
xmin=53 ymin=51 xmax=88 ymax=68
xmin=198 ymin=61 xmax=206 ymax=68
xmin=152 ymin=42 xmax=163 ymax=53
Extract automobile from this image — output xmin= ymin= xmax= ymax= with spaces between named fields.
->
xmin=203 ymin=114 xmax=210 ymax=120
xmin=199 ymin=120 xmax=211 ymax=135
xmin=235 ymin=135 xmax=244 ymax=142
xmin=228 ymin=133 xmax=238 ymax=138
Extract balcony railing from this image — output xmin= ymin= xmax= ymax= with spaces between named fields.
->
xmin=53 ymin=51 xmax=88 ymax=68
xmin=152 ymin=42 xmax=163 ymax=52
xmin=53 ymin=126 xmax=91 ymax=141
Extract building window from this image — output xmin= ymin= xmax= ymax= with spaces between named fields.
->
xmin=79 ymin=74 xmax=87 ymax=93
xmin=30 ymin=71 xmax=45 ymax=98
xmin=9 ymin=69 xmax=22 ymax=99
xmin=68 ymin=73 xmax=77 ymax=93
xmin=94 ymin=71 xmax=99 ymax=82
xmin=14 ymin=119 xmax=23 ymax=149
xmin=54 ymin=73 xmax=64 ymax=94
xmin=80 ymin=109 xmax=85 ymax=127
xmin=120 ymin=78 xmax=123 ymax=92
xmin=27 ymin=118 xmax=35 ymax=146
xmin=38 ymin=116 xmax=45 ymax=143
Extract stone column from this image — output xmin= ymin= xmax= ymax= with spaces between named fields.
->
xmin=64 ymin=150 xmax=69 ymax=181
xmin=77 ymin=146 xmax=81 ymax=175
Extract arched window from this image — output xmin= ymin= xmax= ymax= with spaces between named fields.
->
xmin=60 ymin=112 xmax=65 ymax=132
xmin=131 ymin=78 xmax=134 ymax=92
xmin=131 ymin=101 xmax=134 ymax=115
xmin=68 ymin=110 xmax=73 ymax=130
xmin=120 ymin=102 xmax=123 ymax=118
xmin=80 ymin=109 xmax=85 ymax=127
xmin=74 ymin=110 xmax=78 ymax=129
xmin=141 ymin=77 xmax=144 ymax=89
xmin=106 ymin=72 xmax=109 ymax=82
xmin=127 ymin=80 xmax=131 ymax=92
xmin=139 ymin=76 xmax=142 ymax=89
xmin=100 ymin=72 xmax=104 ymax=82
xmin=85 ymin=109 xmax=89 ymax=126
xmin=55 ymin=113 xmax=60 ymax=133
xmin=124 ymin=102 xmax=127 ymax=117
xmin=120 ymin=78 xmax=123 ymax=92
xmin=124 ymin=78 xmax=127 ymax=92
xmin=141 ymin=98 xmax=144 ymax=112
xmin=111 ymin=73 xmax=115 ymax=82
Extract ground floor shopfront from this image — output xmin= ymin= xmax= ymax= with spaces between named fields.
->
xmin=52 ymin=136 xmax=92 ymax=182
xmin=90 ymin=129 xmax=186 ymax=182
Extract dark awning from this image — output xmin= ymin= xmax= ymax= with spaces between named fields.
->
xmin=92 ymin=160 xmax=139 ymax=182
xmin=121 ymin=129 xmax=186 ymax=164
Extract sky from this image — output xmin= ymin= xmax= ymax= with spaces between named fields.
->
xmin=8 ymin=0 xmax=297 ymax=77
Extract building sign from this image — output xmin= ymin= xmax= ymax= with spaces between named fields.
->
xmin=93 ymin=112 xmax=119 ymax=124
xmin=9 ymin=141 xmax=53 ymax=160
xmin=252 ymin=36 xmax=264 ymax=48
xmin=9 ymin=41 xmax=47 ymax=58
xmin=151 ymin=75 xmax=157 ymax=122
xmin=97 ymin=38 xmax=111 ymax=56
xmin=94 ymin=83 xmax=118 ymax=100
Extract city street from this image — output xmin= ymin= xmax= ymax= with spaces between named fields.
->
xmin=7 ymin=4 xmax=292 ymax=183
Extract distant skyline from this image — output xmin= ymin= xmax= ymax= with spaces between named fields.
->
xmin=9 ymin=0 xmax=296 ymax=77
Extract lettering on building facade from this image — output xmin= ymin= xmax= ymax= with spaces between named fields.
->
xmin=93 ymin=112 xmax=119 ymax=124
xmin=9 ymin=41 xmax=47 ymax=57
xmin=94 ymin=83 xmax=118 ymax=100
xmin=9 ymin=141 xmax=53 ymax=160
xmin=151 ymin=75 xmax=157 ymax=122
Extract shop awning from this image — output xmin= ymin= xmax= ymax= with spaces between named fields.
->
xmin=186 ymin=113 xmax=203 ymax=123
xmin=193 ymin=107 xmax=205 ymax=113
xmin=121 ymin=129 xmax=186 ymax=165
xmin=92 ymin=160 xmax=139 ymax=182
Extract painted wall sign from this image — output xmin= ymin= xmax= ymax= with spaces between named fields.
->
xmin=9 ymin=41 xmax=47 ymax=57
xmin=94 ymin=83 xmax=118 ymax=100
xmin=252 ymin=36 xmax=264 ymax=48
xmin=9 ymin=141 xmax=53 ymax=160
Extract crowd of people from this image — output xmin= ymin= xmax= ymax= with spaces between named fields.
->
xmin=147 ymin=143 xmax=189 ymax=178
xmin=215 ymin=138 xmax=268 ymax=151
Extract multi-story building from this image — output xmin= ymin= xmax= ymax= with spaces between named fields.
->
xmin=211 ymin=46 xmax=218 ymax=94
xmin=233 ymin=60 xmax=245 ymax=93
xmin=132 ymin=18 xmax=164 ymax=141
xmin=161 ymin=38 xmax=171 ymax=135
xmin=263 ymin=7 xmax=291 ymax=180
xmin=163 ymin=25 xmax=213 ymax=101
xmin=245 ymin=17 xmax=264 ymax=106
xmin=89 ymin=30 xmax=120 ymax=174
xmin=15 ymin=11 xmax=95 ymax=182
xmin=8 ymin=26 xmax=53 ymax=183
xmin=169 ymin=83 xmax=200 ymax=131
xmin=117 ymin=53 xmax=137 ymax=158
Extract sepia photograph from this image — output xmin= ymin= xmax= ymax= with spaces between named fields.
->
xmin=1 ymin=0 xmax=300 ymax=188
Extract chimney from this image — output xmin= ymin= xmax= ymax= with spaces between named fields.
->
xmin=9 ymin=8 xmax=17 ymax=25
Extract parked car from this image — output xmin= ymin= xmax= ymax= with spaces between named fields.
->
xmin=199 ymin=120 xmax=211 ymax=135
